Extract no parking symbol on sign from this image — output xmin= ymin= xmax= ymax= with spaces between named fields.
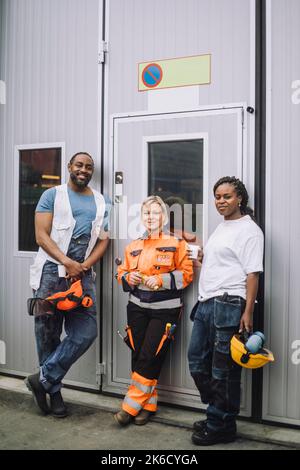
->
xmin=142 ymin=63 xmax=163 ymax=88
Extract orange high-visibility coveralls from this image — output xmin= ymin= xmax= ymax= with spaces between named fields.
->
xmin=117 ymin=232 xmax=193 ymax=416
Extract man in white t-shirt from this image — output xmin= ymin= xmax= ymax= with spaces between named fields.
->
xmin=188 ymin=176 xmax=264 ymax=446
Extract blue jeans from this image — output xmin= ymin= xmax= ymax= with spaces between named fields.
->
xmin=188 ymin=296 xmax=245 ymax=433
xmin=34 ymin=235 xmax=98 ymax=394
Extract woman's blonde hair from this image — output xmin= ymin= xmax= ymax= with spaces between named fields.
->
xmin=141 ymin=195 xmax=169 ymax=227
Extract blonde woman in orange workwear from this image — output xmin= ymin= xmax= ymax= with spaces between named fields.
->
xmin=115 ymin=195 xmax=193 ymax=426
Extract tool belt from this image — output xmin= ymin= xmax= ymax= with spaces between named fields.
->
xmin=27 ymin=280 xmax=93 ymax=317
xmin=119 ymin=323 xmax=177 ymax=355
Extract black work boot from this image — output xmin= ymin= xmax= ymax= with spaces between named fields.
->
xmin=193 ymin=419 xmax=208 ymax=432
xmin=192 ymin=423 xmax=236 ymax=446
xmin=25 ymin=373 xmax=50 ymax=415
xmin=49 ymin=391 xmax=68 ymax=418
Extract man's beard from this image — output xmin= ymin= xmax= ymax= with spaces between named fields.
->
xmin=70 ymin=172 xmax=92 ymax=188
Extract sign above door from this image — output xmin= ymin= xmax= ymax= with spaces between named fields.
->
xmin=138 ymin=54 xmax=211 ymax=91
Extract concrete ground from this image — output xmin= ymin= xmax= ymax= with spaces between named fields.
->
xmin=0 ymin=376 xmax=299 ymax=451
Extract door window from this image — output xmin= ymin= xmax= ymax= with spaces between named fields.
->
xmin=148 ymin=139 xmax=203 ymax=239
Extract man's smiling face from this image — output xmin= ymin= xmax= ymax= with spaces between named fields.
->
xmin=68 ymin=154 xmax=94 ymax=188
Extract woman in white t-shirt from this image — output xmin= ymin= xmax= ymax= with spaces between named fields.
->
xmin=188 ymin=176 xmax=264 ymax=446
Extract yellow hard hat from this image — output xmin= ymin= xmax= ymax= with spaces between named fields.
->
xmin=230 ymin=334 xmax=275 ymax=369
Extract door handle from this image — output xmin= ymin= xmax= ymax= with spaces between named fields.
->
xmin=115 ymin=171 xmax=123 ymax=202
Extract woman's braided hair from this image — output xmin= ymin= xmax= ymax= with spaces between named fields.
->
xmin=213 ymin=176 xmax=254 ymax=218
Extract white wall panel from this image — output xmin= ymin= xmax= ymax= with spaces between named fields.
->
xmin=264 ymin=0 xmax=300 ymax=424
xmin=0 ymin=0 xmax=102 ymax=388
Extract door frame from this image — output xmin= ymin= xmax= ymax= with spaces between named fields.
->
xmin=102 ymin=103 xmax=252 ymax=412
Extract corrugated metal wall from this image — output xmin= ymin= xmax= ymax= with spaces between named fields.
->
xmin=263 ymin=0 xmax=300 ymax=425
xmin=0 ymin=0 xmax=102 ymax=388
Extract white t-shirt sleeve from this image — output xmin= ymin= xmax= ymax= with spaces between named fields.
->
xmin=236 ymin=235 xmax=264 ymax=274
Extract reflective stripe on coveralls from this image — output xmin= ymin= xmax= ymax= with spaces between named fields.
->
xmin=122 ymin=371 xmax=158 ymax=416
xmin=128 ymin=296 xmax=182 ymax=310
xmin=171 ymin=270 xmax=184 ymax=289
xmin=143 ymin=388 xmax=158 ymax=412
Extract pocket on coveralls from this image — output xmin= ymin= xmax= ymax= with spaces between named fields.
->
xmin=214 ymin=297 xmax=242 ymax=355
xmin=128 ymin=250 xmax=142 ymax=270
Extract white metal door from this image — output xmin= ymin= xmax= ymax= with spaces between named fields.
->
xmin=103 ymin=106 xmax=252 ymax=415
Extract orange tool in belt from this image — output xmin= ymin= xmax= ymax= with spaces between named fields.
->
xmin=155 ymin=323 xmax=172 ymax=356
